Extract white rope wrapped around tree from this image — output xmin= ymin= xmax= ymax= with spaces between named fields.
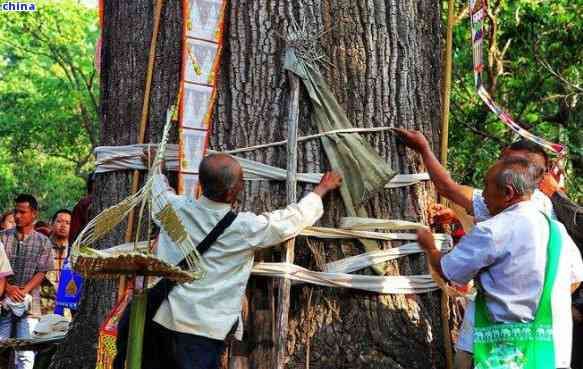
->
xmin=93 ymin=146 xmax=430 ymax=188
xmin=77 ymin=112 xmax=460 ymax=295
xmin=252 ymin=262 xmax=439 ymax=295
xmin=71 ymin=111 xmax=202 ymax=282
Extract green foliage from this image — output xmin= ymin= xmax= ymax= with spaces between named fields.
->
xmin=0 ymin=0 xmax=581 ymax=218
xmin=447 ymin=0 xmax=583 ymax=202
xmin=0 ymin=148 xmax=85 ymax=218
xmin=0 ymin=0 xmax=98 ymax=218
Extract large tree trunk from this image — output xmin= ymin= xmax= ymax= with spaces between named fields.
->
xmin=212 ymin=1 xmax=445 ymax=369
xmin=51 ymin=1 xmax=446 ymax=368
xmin=49 ymin=1 xmax=182 ymax=368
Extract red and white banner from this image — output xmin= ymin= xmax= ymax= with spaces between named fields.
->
xmin=178 ymin=0 xmax=227 ymax=196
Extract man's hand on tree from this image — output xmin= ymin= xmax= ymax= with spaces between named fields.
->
xmin=392 ymin=128 xmax=431 ymax=153
xmin=539 ymin=173 xmax=561 ymax=197
xmin=314 ymin=171 xmax=343 ymax=197
xmin=428 ymin=204 xmax=458 ymax=226
xmin=5 ymin=284 xmax=25 ymax=302
xmin=416 ymin=228 xmax=436 ymax=252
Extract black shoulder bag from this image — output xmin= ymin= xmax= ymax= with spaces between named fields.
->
xmin=113 ymin=210 xmax=238 ymax=369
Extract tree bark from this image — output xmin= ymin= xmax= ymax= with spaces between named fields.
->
xmin=211 ymin=0 xmax=444 ymax=369
xmin=212 ymin=1 xmax=445 ymax=369
xmin=51 ymin=1 xmax=448 ymax=368
xmin=49 ymin=1 xmax=182 ymax=368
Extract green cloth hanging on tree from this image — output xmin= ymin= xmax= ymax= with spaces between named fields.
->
xmin=284 ymin=50 xmax=396 ymax=209
xmin=284 ymin=49 xmax=396 ymax=275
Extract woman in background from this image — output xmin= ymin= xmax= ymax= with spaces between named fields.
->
xmin=0 ymin=211 xmax=15 ymax=232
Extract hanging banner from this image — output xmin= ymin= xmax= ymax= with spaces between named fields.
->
xmin=178 ymin=0 xmax=228 ymax=197
xmin=469 ymin=0 xmax=565 ymax=156
xmin=54 ymin=259 xmax=84 ymax=314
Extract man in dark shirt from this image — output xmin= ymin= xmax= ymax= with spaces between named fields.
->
xmin=0 ymin=194 xmax=53 ymax=369
xmin=69 ymin=173 xmax=95 ymax=245
xmin=539 ymin=174 xmax=583 ymax=247
xmin=40 ymin=209 xmax=72 ymax=316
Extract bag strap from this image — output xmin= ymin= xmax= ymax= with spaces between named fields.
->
xmin=177 ymin=210 xmax=237 ymax=270
xmin=533 ymin=213 xmax=562 ymax=324
xmin=475 ymin=211 xmax=562 ymax=327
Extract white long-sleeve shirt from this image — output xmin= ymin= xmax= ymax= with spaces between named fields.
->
xmin=0 ymin=241 xmax=13 ymax=278
xmin=152 ymin=174 xmax=324 ymax=340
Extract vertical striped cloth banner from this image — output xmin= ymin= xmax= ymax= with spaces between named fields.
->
xmin=95 ymin=291 xmax=132 ymax=369
xmin=469 ymin=0 xmax=566 ymax=156
xmin=178 ymin=0 xmax=228 ymax=196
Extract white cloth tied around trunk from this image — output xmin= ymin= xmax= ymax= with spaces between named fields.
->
xmin=93 ymin=144 xmax=430 ymax=188
xmin=92 ymin=143 xmax=446 ymax=294
xmin=339 ymin=217 xmax=428 ymax=231
xmin=94 ymin=144 xmax=181 ymax=174
xmin=110 ymin=230 xmax=450 ymax=294
xmin=252 ymin=233 xmax=452 ymax=294
xmin=322 ymin=239 xmax=450 ymax=274
xmin=252 ymin=262 xmax=439 ymax=294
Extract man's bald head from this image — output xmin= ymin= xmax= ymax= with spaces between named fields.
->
xmin=483 ymin=156 xmax=539 ymax=215
xmin=199 ymin=154 xmax=243 ymax=203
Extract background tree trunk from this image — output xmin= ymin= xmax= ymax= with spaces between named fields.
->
xmin=50 ymin=1 xmax=447 ymax=368
xmin=49 ymin=1 xmax=182 ymax=368
xmin=212 ymin=1 xmax=445 ymax=369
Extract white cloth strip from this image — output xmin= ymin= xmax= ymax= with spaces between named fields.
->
xmin=323 ymin=240 xmax=450 ymax=274
xmin=251 ymin=262 xmax=438 ymax=294
xmin=301 ymin=226 xmax=452 ymax=244
xmin=339 ymin=217 xmax=427 ymax=231
xmin=218 ymin=151 xmax=324 ymax=184
xmin=93 ymin=144 xmax=429 ymax=188
xmin=384 ymin=173 xmax=430 ymax=188
xmin=233 ymin=153 xmax=429 ymax=189
xmin=222 ymin=127 xmax=395 ymax=155
xmin=94 ymin=144 xmax=180 ymax=174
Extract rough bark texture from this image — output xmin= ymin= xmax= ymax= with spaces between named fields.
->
xmin=51 ymin=1 xmax=447 ymax=368
xmin=211 ymin=1 xmax=445 ymax=369
xmin=49 ymin=1 xmax=182 ymax=368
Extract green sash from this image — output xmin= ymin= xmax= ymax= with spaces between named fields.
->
xmin=473 ymin=214 xmax=561 ymax=369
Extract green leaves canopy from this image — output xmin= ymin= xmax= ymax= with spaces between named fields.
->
xmin=448 ymin=0 xmax=582 ymax=201
xmin=0 ymin=0 xmax=98 ymax=217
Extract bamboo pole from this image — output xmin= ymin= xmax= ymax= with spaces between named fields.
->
xmin=126 ymin=290 xmax=148 ymax=369
xmin=123 ymin=1 xmax=165 ymax=368
xmin=440 ymin=0 xmax=455 ymax=166
xmin=117 ymin=0 xmax=165 ymax=302
xmin=440 ymin=1 xmax=456 ymax=369
xmin=274 ymin=70 xmax=300 ymax=369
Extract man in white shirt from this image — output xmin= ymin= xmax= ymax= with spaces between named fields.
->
xmin=152 ymin=153 xmax=342 ymax=369
xmin=393 ymin=128 xmax=583 ymax=368
xmin=0 ymin=241 xmax=13 ymax=295
xmin=417 ymin=157 xmax=583 ymax=369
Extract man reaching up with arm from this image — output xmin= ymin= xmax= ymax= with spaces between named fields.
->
xmin=393 ymin=129 xmax=555 ymax=220
xmin=417 ymin=157 xmax=583 ymax=369
xmin=394 ymin=128 xmax=583 ymax=369
xmin=127 ymin=153 xmax=342 ymax=369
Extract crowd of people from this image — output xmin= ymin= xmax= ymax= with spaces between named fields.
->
xmin=113 ymin=139 xmax=582 ymax=369
xmin=0 ymin=133 xmax=581 ymax=369
xmin=394 ymin=129 xmax=583 ymax=369
xmin=0 ymin=175 xmax=94 ymax=369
